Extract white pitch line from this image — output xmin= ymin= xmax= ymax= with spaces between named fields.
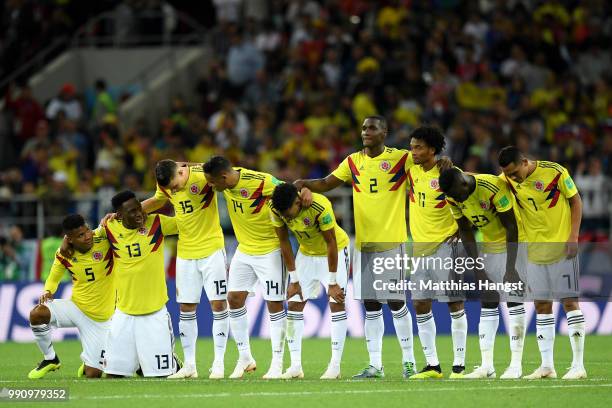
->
xmin=69 ymin=383 xmax=612 ymax=400
xmin=0 ymin=377 xmax=610 ymax=384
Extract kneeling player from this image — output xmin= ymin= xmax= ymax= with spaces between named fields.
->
xmin=28 ymin=214 xmax=114 ymax=379
xmin=271 ymin=184 xmax=349 ymax=379
xmin=101 ymin=191 xmax=180 ymax=378
xmin=439 ymin=168 xmax=527 ymax=379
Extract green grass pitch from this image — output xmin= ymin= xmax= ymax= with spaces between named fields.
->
xmin=1 ymin=335 xmax=610 ymax=407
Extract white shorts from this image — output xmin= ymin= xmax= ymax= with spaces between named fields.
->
xmin=176 ymin=249 xmax=228 ymax=303
xmin=482 ymin=245 xmax=528 ymax=302
xmin=104 ymin=307 xmax=175 ymax=377
xmin=410 ymin=243 xmax=465 ymax=302
xmin=290 ymin=246 xmax=350 ymax=303
xmin=228 ymin=248 xmax=287 ymax=301
xmin=352 ymin=244 xmax=407 ymax=302
xmin=47 ymin=299 xmax=110 ymax=370
xmin=526 ymin=256 xmax=580 ymax=301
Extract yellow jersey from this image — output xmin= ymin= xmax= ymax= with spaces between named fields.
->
xmin=223 ymin=167 xmax=282 ymax=255
xmin=331 ymin=147 xmax=414 ymax=249
xmin=270 ymin=193 xmax=350 ymax=256
xmin=408 ymin=164 xmax=458 ymax=256
xmin=44 ymin=228 xmax=115 ymax=322
xmin=102 ymin=214 xmax=178 ymax=315
xmin=502 ymin=161 xmax=579 ymax=264
xmin=447 ymin=174 xmax=515 ymax=254
xmin=154 ymin=165 xmax=224 ymax=259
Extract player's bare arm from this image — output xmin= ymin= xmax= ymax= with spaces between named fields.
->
xmin=322 ymin=228 xmax=344 ymax=304
xmin=141 ymin=196 xmax=168 ymax=213
xmin=456 ymin=216 xmax=487 ymax=283
xmin=567 ymin=193 xmax=583 ymax=258
xmin=497 ymin=210 xmax=521 ymax=284
xmin=275 ymin=225 xmax=302 ymax=301
xmin=435 ymin=156 xmax=453 ymax=171
xmin=294 ymin=174 xmax=344 ymax=193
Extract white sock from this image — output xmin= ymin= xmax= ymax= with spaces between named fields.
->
xmin=179 ymin=311 xmax=198 ymax=366
xmin=416 ymin=312 xmax=439 ymax=366
xmin=229 ymin=306 xmax=252 ymax=361
xmin=269 ymin=310 xmax=287 ymax=364
xmin=212 ymin=309 xmax=229 ymax=365
xmin=478 ymin=308 xmax=499 ymax=369
xmin=391 ymin=305 xmax=415 ymax=364
xmin=450 ymin=309 xmax=467 ymax=366
xmin=286 ymin=311 xmax=304 ymax=367
xmin=31 ymin=323 xmax=55 ymax=360
xmin=507 ymin=304 xmax=526 ymax=367
xmin=365 ymin=310 xmax=384 ymax=370
xmin=566 ymin=310 xmax=585 ymax=368
xmin=330 ymin=311 xmax=347 ymax=366
xmin=536 ymin=313 xmax=555 ymax=368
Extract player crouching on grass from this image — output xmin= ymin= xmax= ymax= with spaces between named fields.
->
xmin=270 ymin=183 xmax=350 ymax=380
xmin=101 ymin=191 xmax=181 ymax=378
xmin=28 ymin=214 xmax=115 ymax=379
xmin=439 ymin=168 xmax=528 ymax=379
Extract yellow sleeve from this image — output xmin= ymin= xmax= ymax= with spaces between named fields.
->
xmin=93 ymin=225 xmax=106 ymax=238
xmin=43 ymin=252 xmax=68 ymax=294
xmin=318 ymin=197 xmax=337 ymax=232
xmin=493 ymin=180 xmax=513 ymax=213
xmin=448 ymin=199 xmax=463 ymax=220
xmin=331 ymin=156 xmax=352 ymax=182
xmin=159 ymin=215 xmax=179 ymax=235
xmin=270 ymin=208 xmax=285 ymax=228
xmin=559 ymin=167 xmax=579 ymax=199
xmin=154 ymin=184 xmax=172 ymax=201
xmin=263 ymin=173 xmax=284 ymax=196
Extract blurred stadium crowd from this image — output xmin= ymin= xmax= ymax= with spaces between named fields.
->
xmin=1 ymin=0 xmax=611 ymax=278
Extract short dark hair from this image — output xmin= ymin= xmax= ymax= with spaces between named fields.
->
xmin=498 ymin=146 xmax=523 ymax=167
xmin=155 ymin=159 xmax=178 ymax=187
xmin=111 ymin=190 xmax=136 ymax=212
xmin=95 ymin=79 xmax=106 ymax=90
xmin=410 ymin=125 xmax=446 ymax=154
xmin=271 ymin=183 xmax=298 ymax=213
xmin=203 ymin=156 xmax=232 ymax=177
xmin=62 ymin=214 xmax=86 ymax=233
xmin=439 ymin=168 xmax=462 ymax=194
xmin=364 ymin=115 xmax=387 ymax=130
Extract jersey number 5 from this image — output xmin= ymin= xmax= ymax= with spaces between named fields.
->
xmin=85 ymin=267 xmax=95 ymax=282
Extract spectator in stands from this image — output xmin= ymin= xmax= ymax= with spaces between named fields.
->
xmin=45 ymin=82 xmax=82 ymax=122
xmin=0 ymin=236 xmax=20 ymax=281
xmin=226 ymin=28 xmax=265 ymax=90
xmin=92 ymin=78 xmax=117 ymax=126
xmin=4 ymin=83 xmax=45 ymax=152
xmin=575 ymin=158 xmax=610 ymax=240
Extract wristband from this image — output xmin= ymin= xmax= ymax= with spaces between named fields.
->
xmin=328 ymin=272 xmax=337 ymax=285
xmin=289 ymin=270 xmax=298 ymax=283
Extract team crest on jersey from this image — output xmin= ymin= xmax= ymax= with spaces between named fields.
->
xmin=303 ymin=217 xmax=311 ymax=226
xmin=92 ymin=251 xmax=103 ymax=261
xmin=379 ymin=160 xmax=391 ymax=172
xmin=240 ymin=188 xmax=249 ymax=198
xmin=138 ymin=227 xmax=148 ymax=235
xmin=479 ymin=200 xmax=489 ymax=210
xmin=430 ymin=179 xmax=439 ymax=190
xmin=534 ymin=180 xmax=544 ymax=191
xmin=190 ymin=183 xmax=199 ymax=194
